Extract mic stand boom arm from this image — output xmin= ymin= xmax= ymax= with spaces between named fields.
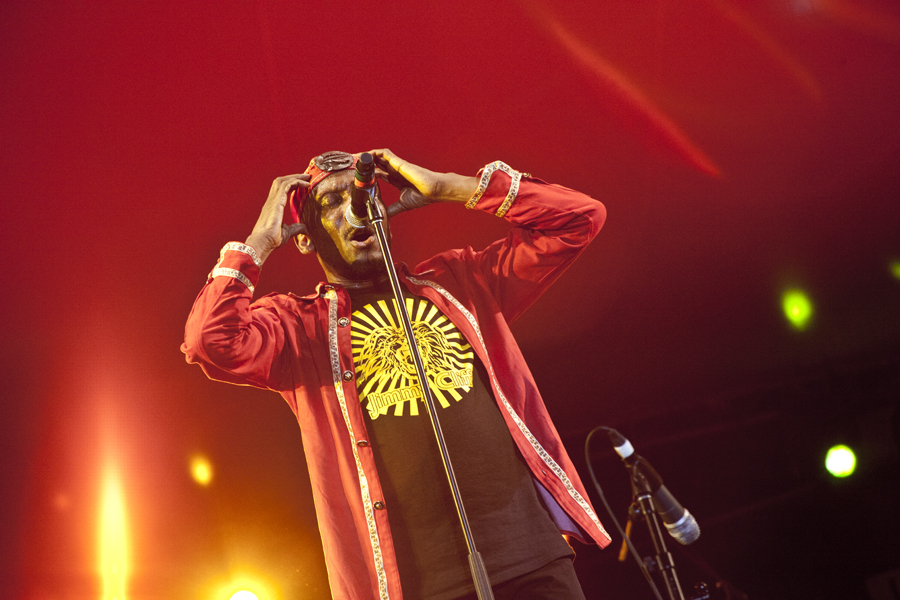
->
xmin=367 ymin=199 xmax=495 ymax=600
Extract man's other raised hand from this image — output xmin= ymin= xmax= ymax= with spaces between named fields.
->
xmin=368 ymin=149 xmax=478 ymax=218
xmin=245 ymin=173 xmax=310 ymax=264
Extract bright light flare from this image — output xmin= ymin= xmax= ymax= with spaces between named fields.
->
xmin=782 ymin=289 xmax=813 ymax=331
xmin=191 ymin=454 xmax=214 ymax=486
xmin=99 ymin=467 xmax=129 ymax=600
xmin=208 ymin=573 xmax=281 ymax=600
xmin=825 ymin=444 xmax=856 ymax=478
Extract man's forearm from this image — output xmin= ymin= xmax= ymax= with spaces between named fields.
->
xmin=432 ymin=172 xmax=479 ymax=204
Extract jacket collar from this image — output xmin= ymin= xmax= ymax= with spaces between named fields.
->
xmin=291 ymin=263 xmax=437 ymax=300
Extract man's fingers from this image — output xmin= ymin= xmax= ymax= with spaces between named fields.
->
xmin=400 ymin=187 xmax=430 ymax=205
xmin=280 ymin=222 xmax=307 ymax=246
xmin=273 ymin=174 xmax=310 ymax=194
xmin=367 ymin=148 xmax=396 ymax=162
xmin=386 ymin=188 xmax=433 ymax=219
xmin=367 ymin=149 xmax=405 ymax=175
xmin=266 ymin=175 xmax=310 ymax=212
xmin=282 ymin=175 xmax=310 ymax=192
xmin=270 ymin=173 xmax=308 ymax=191
xmin=374 ymin=167 xmax=391 ymax=184
xmin=385 ymin=202 xmax=408 ymax=219
xmin=375 ymin=167 xmax=410 ymax=191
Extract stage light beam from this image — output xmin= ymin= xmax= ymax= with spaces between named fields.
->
xmin=825 ymin=444 xmax=856 ymax=478
xmin=707 ymin=0 xmax=822 ymax=101
xmin=229 ymin=592 xmax=260 ymax=600
xmin=99 ymin=467 xmax=129 ymax=600
xmin=520 ymin=0 xmax=721 ymax=177
xmin=816 ymin=0 xmax=900 ymax=44
xmin=782 ymin=289 xmax=813 ymax=330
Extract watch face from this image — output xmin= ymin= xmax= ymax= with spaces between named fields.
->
xmin=314 ymin=151 xmax=354 ymax=172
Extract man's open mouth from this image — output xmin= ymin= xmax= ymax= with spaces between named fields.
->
xmin=349 ymin=228 xmax=375 ymax=247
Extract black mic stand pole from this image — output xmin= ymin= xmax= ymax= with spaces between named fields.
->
xmin=367 ymin=198 xmax=495 ymax=600
xmin=630 ymin=463 xmax=686 ymax=600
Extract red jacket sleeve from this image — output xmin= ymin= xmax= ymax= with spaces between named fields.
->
xmin=420 ymin=168 xmax=606 ymax=324
xmin=181 ymin=248 xmax=293 ymax=391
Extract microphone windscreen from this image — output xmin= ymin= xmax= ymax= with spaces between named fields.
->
xmin=607 ymin=429 xmax=635 ymax=459
xmin=664 ymin=509 xmax=700 ymax=545
xmin=356 ymin=153 xmax=375 ymax=184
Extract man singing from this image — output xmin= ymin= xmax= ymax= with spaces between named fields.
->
xmin=182 ymin=149 xmax=611 ymax=600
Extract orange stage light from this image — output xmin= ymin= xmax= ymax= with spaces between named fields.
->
xmin=191 ymin=454 xmax=214 ymax=486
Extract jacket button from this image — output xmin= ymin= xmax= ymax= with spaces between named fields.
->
xmin=342 ymin=370 xmax=354 ymax=381
xmin=373 ymin=501 xmax=385 ymax=510
xmin=356 ymin=439 xmax=369 ymax=447
xmin=338 ymin=317 xmax=350 ymax=327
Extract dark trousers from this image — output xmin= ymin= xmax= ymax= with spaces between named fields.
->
xmin=454 ymin=556 xmax=587 ymax=600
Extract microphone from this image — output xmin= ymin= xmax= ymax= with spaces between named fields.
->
xmin=607 ymin=428 xmax=700 ymax=545
xmin=348 ymin=152 xmax=376 ymax=227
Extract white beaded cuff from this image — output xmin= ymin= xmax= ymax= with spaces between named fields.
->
xmin=221 ymin=242 xmax=263 ymax=268
xmin=211 ymin=267 xmax=255 ymax=294
xmin=464 ymin=161 xmax=525 ymax=217
xmin=495 ymin=170 xmax=522 ymax=218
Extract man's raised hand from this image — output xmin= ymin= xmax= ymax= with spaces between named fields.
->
xmin=245 ymin=174 xmax=310 ymax=264
xmin=367 ymin=149 xmax=478 ymax=218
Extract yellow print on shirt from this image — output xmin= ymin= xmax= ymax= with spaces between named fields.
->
xmin=351 ymin=297 xmax=474 ymax=420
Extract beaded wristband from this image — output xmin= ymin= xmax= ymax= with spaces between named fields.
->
xmin=464 ymin=161 xmax=524 ymax=217
xmin=220 ymin=242 xmax=263 ymax=268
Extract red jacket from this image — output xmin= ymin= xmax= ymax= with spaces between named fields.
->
xmin=182 ymin=166 xmax=611 ymax=600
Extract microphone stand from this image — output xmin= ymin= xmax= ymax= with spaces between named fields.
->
xmin=366 ymin=199 xmax=495 ymax=600
xmin=630 ymin=463 xmax=686 ymax=600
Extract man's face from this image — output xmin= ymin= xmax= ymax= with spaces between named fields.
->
xmin=301 ymin=170 xmax=391 ymax=283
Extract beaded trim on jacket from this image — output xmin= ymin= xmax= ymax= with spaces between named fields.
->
xmin=408 ymin=276 xmax=612 ymax=543
xmin=325 ymin=288 xmax=391 ymax=599
xmin=210 ymin=267 xmax=255 ymax=294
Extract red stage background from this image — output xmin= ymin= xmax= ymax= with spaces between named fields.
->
xmin=3 ymin=1 xmax=900 ymax=598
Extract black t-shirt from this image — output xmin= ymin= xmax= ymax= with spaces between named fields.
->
xmin=348 ymin=282 xmax=572 ymax=600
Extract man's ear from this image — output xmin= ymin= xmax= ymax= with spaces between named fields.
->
xmin=294 ymin=224 xmax=316 ymax=255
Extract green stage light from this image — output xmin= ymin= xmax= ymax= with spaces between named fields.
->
xmin=782 ymin=289 xmax=813 ymax=330
xmin=825 ymin=445 xmax=856 ymax=478
xmin=890 ymin=260 xmax=900 ymax=280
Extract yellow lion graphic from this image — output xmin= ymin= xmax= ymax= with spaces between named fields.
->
xmin=357 ymin=321 xmax=458 ymax=388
